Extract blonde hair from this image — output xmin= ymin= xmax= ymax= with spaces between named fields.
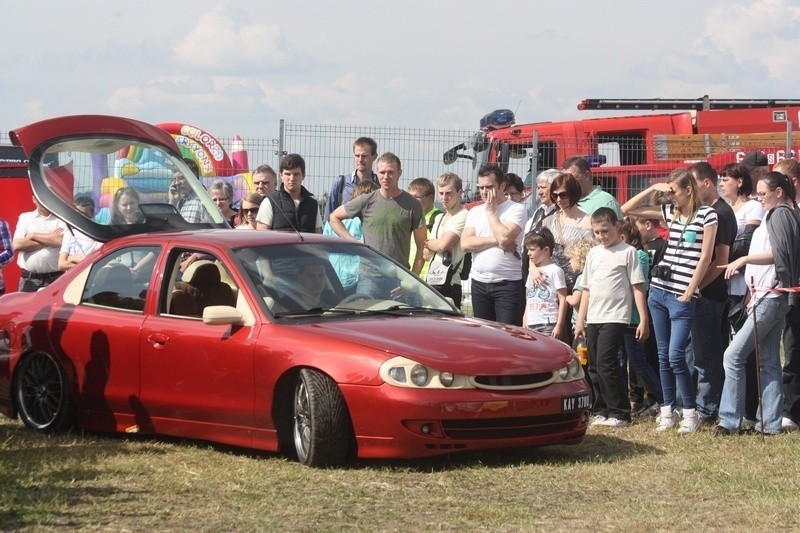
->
xmin=564 ymin=238 xmax=595 ymax=272
xmin=667 ymin=168 xmax=701 ymax=218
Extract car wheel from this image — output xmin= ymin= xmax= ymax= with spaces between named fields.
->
xmin=14 ymin=352 xmax=75 ymax=432
xmin=292 ymin=369 xmax=354 ymax=467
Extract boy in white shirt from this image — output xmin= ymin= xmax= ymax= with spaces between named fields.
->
xmin=523 ymin=227 xmax=567 ymax=340
xmin=575 ymin=208 xmax=649 ymax=428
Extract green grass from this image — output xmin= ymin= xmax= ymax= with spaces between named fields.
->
xmin=1 ymin=416 xmax=798 ymax=531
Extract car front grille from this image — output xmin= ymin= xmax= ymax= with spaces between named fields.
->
xmin=471 ymin=372 xmax=554 ymax=390
xmin=441 ymin=413 xmax=582 ymax=439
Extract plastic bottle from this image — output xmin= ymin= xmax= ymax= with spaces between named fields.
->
xmin=574 ymin=334 xmax=588 ymax=366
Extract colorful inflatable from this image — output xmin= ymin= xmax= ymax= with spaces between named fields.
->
xmin=87 ymin=122 xmax=253 ymax=211
xmin=157 ymin=122 xmax=236 ymax=176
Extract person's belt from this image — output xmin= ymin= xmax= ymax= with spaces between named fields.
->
xmin=21 ymin=269 xmax=61 ymax=280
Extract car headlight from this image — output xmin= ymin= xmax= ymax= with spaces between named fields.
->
xmin=557 ymin=355 xmax=584 ymax=381
xmin=380 ymin=356 xmax=472 ymax=389
xmin=410 ymin=365 xmax=428 ymax=386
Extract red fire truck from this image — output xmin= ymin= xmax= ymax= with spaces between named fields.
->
xmin=444 ymin=97 xmax=800 ymax=205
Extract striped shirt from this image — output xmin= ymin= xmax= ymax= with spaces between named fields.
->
xmin=650 ymin=203 xmax=717 ymax=297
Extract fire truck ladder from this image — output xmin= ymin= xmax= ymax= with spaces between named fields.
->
xmin=578 ymin=97 xmax=800 ymax=111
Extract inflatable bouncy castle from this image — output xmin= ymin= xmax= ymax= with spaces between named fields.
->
xmin=94 ymin=123 xmax=252 ymax=223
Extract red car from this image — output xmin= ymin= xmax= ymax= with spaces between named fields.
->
xmin=0 ymin=115 xmax=590 ymax=466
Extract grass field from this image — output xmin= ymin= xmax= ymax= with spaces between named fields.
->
xmin=1 ymin=416 xmax=799 ymax=531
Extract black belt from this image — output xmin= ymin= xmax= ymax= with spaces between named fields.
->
xmin=21 ymin=270 xmax=61 ymax=280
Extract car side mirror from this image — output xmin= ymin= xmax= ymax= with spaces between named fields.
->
xmin=202 ymin=305 xmax=243 ymax=325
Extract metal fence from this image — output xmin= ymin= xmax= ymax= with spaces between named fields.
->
xmin=279 ymin=122 xmax=476 ymax=202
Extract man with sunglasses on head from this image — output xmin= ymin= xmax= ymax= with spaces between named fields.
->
xmin=461 ymin=163 xmax=528 ymax=326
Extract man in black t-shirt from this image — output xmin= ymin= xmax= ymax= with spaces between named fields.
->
xmin=688 ymin=162 xmax=737 ymax=425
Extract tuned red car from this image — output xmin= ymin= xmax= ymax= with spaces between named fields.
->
xmin=0 ymin=115 xmax=590 ymax=466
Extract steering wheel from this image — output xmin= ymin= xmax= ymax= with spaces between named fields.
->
xmin=338 ymin=293 xmax=373 ymax=305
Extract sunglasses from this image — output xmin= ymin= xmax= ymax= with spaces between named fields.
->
xmin=242 ymin=207 xmax=259 ymax=215
xmin=551 ymin=191 xmax=569 ymax=200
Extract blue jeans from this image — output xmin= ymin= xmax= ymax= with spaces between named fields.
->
xmin=648 ymin=287 xmax=696 ymax=409
xmin=686 ymin=296 xmax=729 ymax=420
xmin=471 ymin=279 xmax=524 ymax=326
xmin=623 ymin=327 xmax=663 ymax=404
xmin=719 ymin=295 xmax=786 ymax=434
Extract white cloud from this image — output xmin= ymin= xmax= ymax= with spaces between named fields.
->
xmin=704 ymin=0 xmax=800 ymax=81
xmin=173 ymin=2 xmax=301 ymax=71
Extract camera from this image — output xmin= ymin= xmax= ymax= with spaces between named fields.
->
xmin=652 ymin=263 xmax=672 ymax=281
xmin=441 ymin=251 xmax=452 ymax=267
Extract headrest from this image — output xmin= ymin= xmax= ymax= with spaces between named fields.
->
xmin=94 ymin=263 xmax=133 ymax=288
xmin=188 ymin=262 xmax=221 ymax=286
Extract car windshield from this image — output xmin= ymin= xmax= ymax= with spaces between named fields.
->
xmin=232 ymin=242 xmax=460 ymax=318
xmin=30 ymin=136 xmax=225 ymax=240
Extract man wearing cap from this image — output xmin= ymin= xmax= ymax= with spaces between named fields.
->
xmin=742 ymin=151 xmax=769 ymax=188
xmin=12 ymin=197 xmax=68 ymax=292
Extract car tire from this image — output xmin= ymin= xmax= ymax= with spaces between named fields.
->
xmin=14 ymin=352 xmax=75 ymax=432
xmin=292 ymin=368 xmax=354 ymax=467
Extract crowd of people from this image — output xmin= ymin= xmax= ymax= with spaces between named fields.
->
xmin=2 ymin=137 xmax=800 ymax=438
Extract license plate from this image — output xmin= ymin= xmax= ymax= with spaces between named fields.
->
xmin=562 ymin=393 xmax=591 ymax=413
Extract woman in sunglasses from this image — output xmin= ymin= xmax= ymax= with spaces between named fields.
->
xmin=236 ymin=193 xmax=264 ymax=230
xmin=622 ymin=169 xmax=718 ymax=434
xmin=718 ymin=171 xmax=800 ymax=435
xmin=538 ymin=173 xmax=593 ymax=293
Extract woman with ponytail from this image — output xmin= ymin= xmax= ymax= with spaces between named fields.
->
xmin=622 ymin=168 xmax=718 ymax=433
xmin=717 ymin=172 xmax=800 ymax=435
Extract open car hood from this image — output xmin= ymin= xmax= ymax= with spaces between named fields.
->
xmin=10 ymin=115 xmax=228 ymax=242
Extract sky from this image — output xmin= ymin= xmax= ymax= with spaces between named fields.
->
xmin=2 ymin=0 xmax=799 ymax=141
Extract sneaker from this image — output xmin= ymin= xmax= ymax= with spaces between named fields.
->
xmin=713 ymin=425 xmax=736 ymax=436
xmin=741 ymin=418 xmax=757 ymax=432
xmin=782 ymin=416 xmax=799 ymax=432
xmin=678 ymin=414 xmax=701 ymax=435
xmin=633 ymin=399 xmax=657 ymax=418
xmin=597 ymin=417 xmax=631 ymax=428
xmin=590 ymin=415 xmax=608 ymax=426
xmin=698 ymin=416 xmax=716 ymax=428
xmin=656 ymin=407 xmax=680 ymax=432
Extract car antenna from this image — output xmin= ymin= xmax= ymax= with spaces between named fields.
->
xmin=270 ymin=191 xmax=305 ymax=242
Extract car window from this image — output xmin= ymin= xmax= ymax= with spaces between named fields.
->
xmin=81 ymin=246 xmax=159 ymax=311
xmin=26 ymin=136 xmax=227 ymax=243
xmin=161 ymin=250 xmax=240 ymax=319
xmin=233 ymin=242 xmax=457 ymax=317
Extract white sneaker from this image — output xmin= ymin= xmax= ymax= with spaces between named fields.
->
xmin=656 ymin=407 xmax=680 ymax=432
xmin=678 ymin=413 xmax=701 ymax=435
xmin=590 ymin=415 xmax=608 ymax=426
xmin=597 ymin=417 xmax=631 ymax=428
xmin=782 ymin=416 xmax=799 ymax=432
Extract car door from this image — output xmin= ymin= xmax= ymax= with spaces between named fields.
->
xmin=57 ymin=245 xmax=159 ymax=431
xmin=138 ymin=248 xmax=258 ymax=440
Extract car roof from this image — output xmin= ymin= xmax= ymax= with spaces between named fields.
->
xmin=114 ymin=229 xmax=347 ymax=248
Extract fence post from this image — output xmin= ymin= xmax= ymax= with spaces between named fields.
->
xmin=278 ymin=119 xmax=285 ymax=159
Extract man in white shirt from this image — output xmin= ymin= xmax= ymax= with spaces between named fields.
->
xmin=13 ymin=197 xmax=68 ymax=292
xmin=461 ymin=164 xmax=528 ymax=325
